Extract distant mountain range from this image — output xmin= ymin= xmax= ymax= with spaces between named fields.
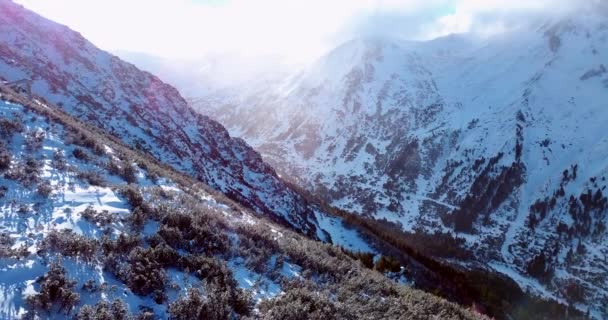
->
xmin=180 ymin=5 xmax=608 ymax=317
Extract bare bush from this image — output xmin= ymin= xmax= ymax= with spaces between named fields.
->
xmin=76 ymin=299 xmax=131 ymax=320
xmin=39 ymin=229 xmax=98 ymax=261
xmin=0 ymin=118 xmax=23 ymax=139
xmin=26 ymin=262 xmax=80 ymax=315
xmin=107 ymin=158 xmax=137 ymax=184
xmin=36 ymin=183 xmax=54 ymax=198
xmin=66 ymin=130 xmax=105 ymax=156
xmin=77 ymin=170 xmax=106 ymax=187
xmin=25 ymin=129 xmax=45 ymax=151
xmin=0 ymin=143 xmax=11 ymax=171
xmin=4 ymin=157 xmax=41 ymax=187
xmin=0 ymin=232 xmax=28 ymax=259
xmin=52 ymin=150 xmax=67 ymax=171
xmin=81 ymin=206 xmax=115 ymax=226
xmin=72 ymin=148 xmax=89 ymax=162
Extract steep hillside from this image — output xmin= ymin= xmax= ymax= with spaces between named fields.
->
xmin=0 ymin=84 xmax=484 ymax=319
xmin=0 ymin=0 xmax=318 ymax=237
xmin=190 ymin=6 xmax=608 ymax=318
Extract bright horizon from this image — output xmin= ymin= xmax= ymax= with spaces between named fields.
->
xmin=15 ymin=0 xmax=586 ymax=64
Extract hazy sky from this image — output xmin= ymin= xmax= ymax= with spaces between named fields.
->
xmin=15 ymin=0 xmax=585 ymax=64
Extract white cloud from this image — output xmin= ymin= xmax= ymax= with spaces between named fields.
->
xmin=14 ymin=0 xmax=593 ymax=63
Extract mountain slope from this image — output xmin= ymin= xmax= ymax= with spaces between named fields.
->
xmin=0 ymin=0 xmax=319 ymax=237
xmin=191 ymin=7 xmax=608 ymax=317
xmin=0 ymin=83 xmax=486 ymax=319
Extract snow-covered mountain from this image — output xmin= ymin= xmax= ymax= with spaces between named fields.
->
xmin=0 ymin=0 xmax=323 ymax=237
xmin=190 ymin=5 xmax=608 ymax=317
xmin=0 ymin=83 xmax=485 ymax=319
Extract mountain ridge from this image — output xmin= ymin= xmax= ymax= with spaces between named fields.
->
xmin=0 ymin=0 xmax=321 ymax=238
xmin=189 ymin=10 xmax=608 ymax=317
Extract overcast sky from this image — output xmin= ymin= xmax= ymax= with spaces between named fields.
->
xmin=15 ymin=0 xmax=588 ymax=64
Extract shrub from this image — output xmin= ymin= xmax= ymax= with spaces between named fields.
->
xmin=25 ymin=130 xmax=45 ymax=151
xmin=26 ymin=262 xmax=80 ymax=315
xmin=134 ymin=309 xmax=155 ymax=320
xmin=108 ymin=159 xmax=137 ymax=184
xmin=77 ymin=170 xmax=107 ymax=187
xmin=66 ymin=130 xmax=105 ymax=156
xmin=169 ymin=282 xmax=251 ymax=320
xmin=125 ymin=247 xmax=168 ymax=298
xmin=3 ymin=242 xmax=29 ymax=259
xmin=259 ymin=287 xmax=349 ymax=320
xmin=76 ymin=299 xmax=131 ymax=320
xmin=52 ymin=150 xmax=67 ymax=171
xmin=101 ymin=234 xmax=141 ymax=256
xmin=39 ymin=229 xmax=97 ymax=260
xmin=168 ymin=288 xmax=206 ymax=320
xmin=119 ymin=185 xmax=145 ymax=209
xmin=37 ymin=183 xmax=54 ymax=198
xmin=344 ymin=250 xmax=374 ymax=269
xmin=5 ymin=157 xmax=41 ymax=187
xmin=374 ymin=255 xmax=401 ymax=273
xmin=81 ymin=279 xmax=99 ymax=293
xmin=0 ymin=118 xmax=23 ymax=138
xmin=0 ymin=186 xmax=7 ymax=198
xmin=0 ymin=232 xmax=18 ymax=258
xmin=160 ymin=212 xmax=230 ymax=256
xmin=178 ymin=255 xmax=251 ymax=315
xmin=73 ymin=148 xmax=89 ymax=161
xmin=81 ymin=206 xmax=114 ymax=226
xmin=129 ymin=207 xmax=147 ymax=231
xmin=121 ymin=161 xmax=138 ymax=184
xmin=0 ymin=145 xmax=11 ymax=171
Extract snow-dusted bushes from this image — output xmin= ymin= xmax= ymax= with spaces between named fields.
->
xmin=168 ymin=280 xmax=251 ymax=319
xmin=77 ymin=170 xmax=107 ymax=187
xmin=159 ymin=211 xmax=231 ymax=256
xmin=236 ymin=224 xmax=279 ymax=273
xmin=36 ymin=182 xmax=54 ymax=198
xmin=39 ymin=229 xmax=98 ymax=261
xmin=0 ymin=232 xmax=28 ymax=259
xmin=119 ymin=185 xmax=147 ymax=210
xmin=4 ymin=157 xmax=41 ymax=187
xmin=177 ymin=254 xmax=252 ymax=315
xmin=0 ymin=118 xmax=23 ymax=139
xmin=259 ymin=286 xmax=349 ymax=320
xmin=0 ymin=143 xmax=11 ymax=171
xmin=167 ymin=288 xmax=207 ymax=320
xmin=101 ymin=233 xmax=142 ymax=257
xmin=72 ymin=147 xmax=90 ymax=162
xmin=80 ymin=206 xmax=115 ymax=226
xmin=374 ymin=255 xmax=401 ymax=273
xmin=25 ymin=262 xmax=80 ymax=316
xmin=24 ymin=129 xmax=45 ymax=151
xmin=108 ymin=244 xmax=180 ymax=303
xmin=65 ymin=129 xmax=105 ymax=156
xmin=76 ymin=299 xmax=131 ymax=320
xmin=107 ymin=158 xmax=137 ymax=184
xmin=51 ymin=150 xmax=67 ymax=171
